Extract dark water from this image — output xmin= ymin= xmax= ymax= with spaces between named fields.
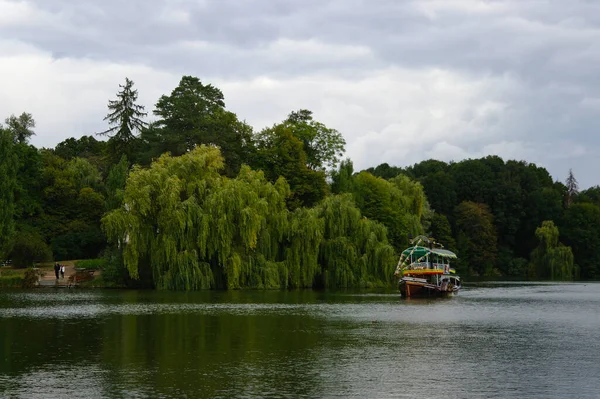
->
xmin=1 ymin=283 xmax=599 ymax=398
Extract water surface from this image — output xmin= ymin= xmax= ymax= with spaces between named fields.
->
xmin=1 ymin=283 xmax=599 ymax=398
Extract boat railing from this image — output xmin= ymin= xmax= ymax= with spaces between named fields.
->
xmin=406 ymin=262 xmax=448 ymax=270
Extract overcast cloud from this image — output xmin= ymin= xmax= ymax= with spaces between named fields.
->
xmin=1 ymin=0 xmax=599 ymax=187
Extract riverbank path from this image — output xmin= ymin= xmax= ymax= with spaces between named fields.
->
xmin=38 ymin=262 xmax=76 ymax=287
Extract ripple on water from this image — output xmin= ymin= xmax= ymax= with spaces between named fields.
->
xmin=1 ymin=283 xmax=600 ymax=398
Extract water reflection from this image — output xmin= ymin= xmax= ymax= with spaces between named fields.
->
xmin=1 ymin=283 xmax=599 ymax=398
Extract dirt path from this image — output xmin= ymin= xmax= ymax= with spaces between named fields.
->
xmin=38 ymin=261 xmax=76 ymax=286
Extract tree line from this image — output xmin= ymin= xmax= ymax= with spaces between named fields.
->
xmin=366 ymin=159 xmax=599 ymax=280
xmin=0 ymin=76 xmax=596 ymax=289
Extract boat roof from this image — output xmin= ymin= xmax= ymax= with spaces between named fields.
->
xmin=401 ymin=246 xmax=457 ymax=259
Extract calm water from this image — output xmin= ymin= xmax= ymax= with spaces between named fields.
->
xmin=1 ymin=283 xmax=599 ymax=398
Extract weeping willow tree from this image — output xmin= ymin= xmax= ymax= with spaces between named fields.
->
xmin=103 ymin=146 xmax=396 ymax=290
xmin=529 ymin=220 xmax=575 ymax=280
xmin=317 ymin=194 xmax=396 ymax=288
xmin=389 ymin=173 xmax=433 ymax=233
xmin=339 ymin=170 xmax=428 ymax=251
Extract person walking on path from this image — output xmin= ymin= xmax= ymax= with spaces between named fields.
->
xmin=54 ymin=263 xmax=60 ymax=280
xmin=60 ymin=265 xmax=65 ymax=279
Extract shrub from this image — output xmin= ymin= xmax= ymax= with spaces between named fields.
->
xmin=9 ymin=233 xmax=52 ymax=268
xmin=0 ymin=275 xmax=23 ymax=288
xmin=74 ymin=259 xmax=104 ymax=270
xmin=22 ymin=268 xmax=39 ymax=288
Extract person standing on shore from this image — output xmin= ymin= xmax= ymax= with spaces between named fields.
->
xmin=54 ymin=263 xmax=60 ymax=280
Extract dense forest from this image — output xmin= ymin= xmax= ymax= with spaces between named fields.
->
xmin=1 ymin=76 xmax=598 ymax=289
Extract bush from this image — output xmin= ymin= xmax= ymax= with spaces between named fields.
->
xmin=22 ymin=268 xmax=39 ymax=288
xmin=99 ymin=247 xmax=128 ymax=287
xmin=74 ymin=259 xmax=104 ymax=270
xmin=9 ymin=233 xmax=52 ymax=268
xmin=0 ymin=275 xmax=23 ymax=288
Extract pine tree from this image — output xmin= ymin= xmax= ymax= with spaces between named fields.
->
xmin=98 ymin=78 xmax=147 ymax=164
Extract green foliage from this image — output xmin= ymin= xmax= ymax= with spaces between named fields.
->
xmin=67 ymin=158 xmax=103 ymax=192
xmin=12 ymin=143 xmax=43 ymax=224
xmin=559 ymin=203 xmax=600 ymax=279
xmin=316 ymin=194 xmax=396 ymax=288
xmin=389 ymin=174 xmax=432 ymax=231
xmin=74 ymin=259 xmax=104 ymax=270
xmin=283 ymin=109 xmax=346 ymax=171
xmin=430 ymin=213 xmax=455 ymax=253
xmin=529 ymin=221 xmax=575 ymax=280
xmin=8 ymin=232 xmax=52 ymax=268
xmin=99 ymin=246 xmax=128 ymax=287
xmin=0 ymin=275 xmax=23 ymax=288
xmin=330 ymin=159 xmax=355 ymax=195
xmin=22 ymin=268 xmax=39 ymax=288
xmin=577 ymin=186 xmax=600 ymax=207
xmin=386 ymin=156 xmax=568 ymax=276
xmin=338 ymin=171 xmax=426 ymax=251
xmin=365 ymin=162 xmax=404 ymax=180
xmin=103 ymin=146 xmax=394 ymax=290
xmin=4 ymin=112 xmax=35 ymax=144
xmin=454 ymin=201 xmax=498 ymax=276
xmin=105 ymin=155 xmax=129 ymax=211
xmin=0 ymin=128 xmax=18 ymax=255
xmin=253 ymin=125 xmax=328 ymax=209
xmin=147 ymin=75 xmax=251 ymax=176
xmin=6 ymin=76 xmax=600 ymax=284
xmin=29 ymin=151 xmax=107 ymax=260
xmin=54 ymin=135 xmax=106 ymax=161
xmin=98 ymin=78 xmax=147 ymax=165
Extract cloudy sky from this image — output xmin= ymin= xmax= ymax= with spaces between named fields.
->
xmin=1 ymin=0 xmax=599 ymax=187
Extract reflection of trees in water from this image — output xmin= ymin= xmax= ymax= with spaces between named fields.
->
xmin=99 ymin=308 xmax=326 ymax=397
xmin=0 ymin=291 xmax=328 ymax=397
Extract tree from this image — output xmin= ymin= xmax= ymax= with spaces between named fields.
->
xmin=4 ymin=112 xmax=35 ymax=144
xmin=559 ymin=203 xmax=600 ymax=279
xmin=147 ymin=76 xmax=252 ymax=176
xmin=151 ymin=75 xmax=225 ymax=157
xmin=102 ymin=145 xmax=395 ymax=290
xmin=34 ymin=152 xmax=107 ymax=260
xmin=0 ymin=128 xmax=18 ymax=254
xmin=104 ymin=155 xmax=129 ymax=211
xmin=389 ymin=174 xmax=432 ymax=230
xmin=284 ymin=109 xmax=346 ymax=171
xmin=54 ymin=135 xmax=106 ymax=161
xmin=564 ymin=169 xmax=579 ymax=208
xmin=365 ymin=162 xmax=404 ymax=180
xmin=529 ymin=220 xmax=575 ymax=280
xmin=349 ymin=172 xmax=425 ymax=250
xmin=454 ymin=201 xmax=498 ymax=276
xmin=253 ymin=125 xmax=328 ymax=209
xmin=8 ymin=231 xmax=52 ymax=268
xmin=430 ymin=213 xmax=456 ymax=253
xmin=330 ymin=159 xmax=355 ymax=195
xmin=12 ymin=143 xmax=43 ymax=227
xmin=577 ymin=186 xmax=600 ymax=207
xmin=98 ymin=78 xmax=147 ymax=164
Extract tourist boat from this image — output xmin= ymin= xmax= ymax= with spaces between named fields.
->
xmin=394 ymin=235 xmax=461 ymax=298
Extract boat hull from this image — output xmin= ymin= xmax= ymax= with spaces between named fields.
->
xmin=399 ymin=278 xmax=459 ymax=298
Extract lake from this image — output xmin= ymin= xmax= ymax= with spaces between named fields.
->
xmin=1 ymin=283 xmax=599 ymax=398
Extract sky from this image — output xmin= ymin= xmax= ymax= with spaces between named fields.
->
xmin=1 ymin=0 xmax=599 ymax=187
